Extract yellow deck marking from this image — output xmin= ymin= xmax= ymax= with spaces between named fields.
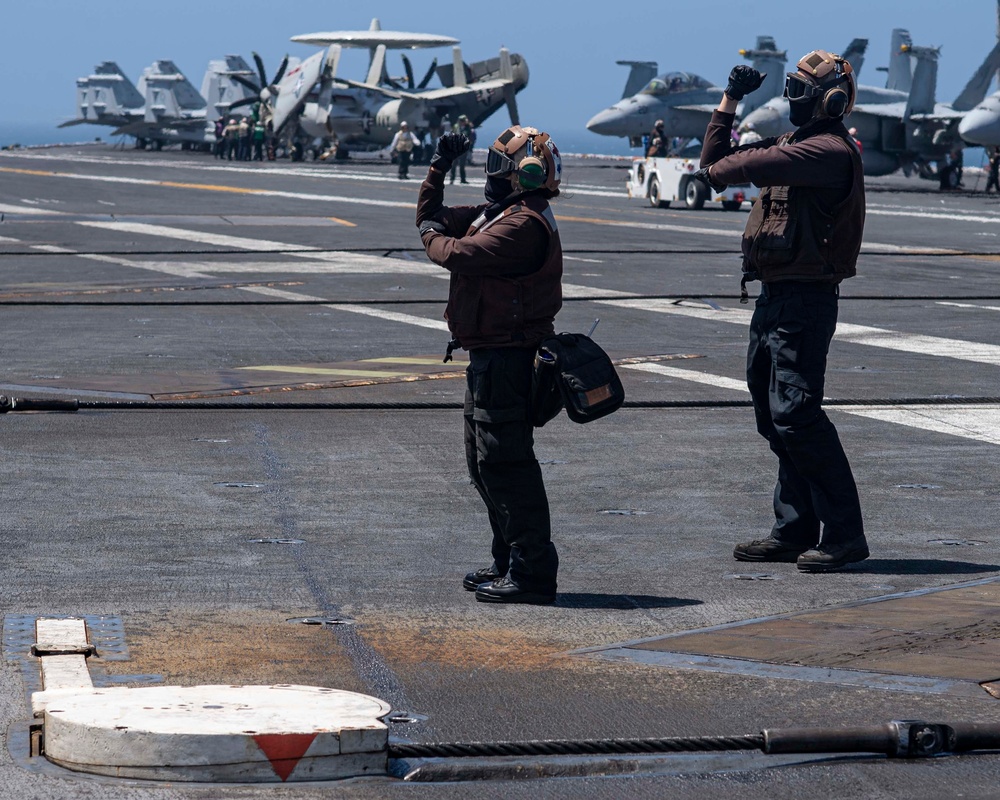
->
xmin=238 ymin=366 xmax=408 ymax=378
xmin=159 ymin=180 xmax=269 ymax=194
xmin=328 ymin=217 xmax=357 ymax=227
xmin=360 ymin=357 xmax=457 ymax=365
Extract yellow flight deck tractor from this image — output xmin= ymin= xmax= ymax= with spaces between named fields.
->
xmin=627 ymin=156 xmax=757 ymax=211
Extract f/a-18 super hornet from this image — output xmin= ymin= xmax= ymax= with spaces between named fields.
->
xmin=226 ymin=18 xmax=528 ymax=155
xmin=584 ymin=37 xmax=788 ymax=148
xmin=742 ymin=29 xmax=1000 ymax=178
xmin=62 ymin=57 xmax=258 ymax=149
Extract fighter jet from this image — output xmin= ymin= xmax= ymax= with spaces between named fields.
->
xmin=742 ymin=31 xmax=1000 ymax=178
xmin=231 ymin=19 xmax=528 ymax=154
xmin=62 ymin=57 xmax=257 ymax=149
xmin=585 ymin=37 xmax=788 ymax=148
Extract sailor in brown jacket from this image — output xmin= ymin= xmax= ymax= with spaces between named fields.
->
xmin=698 ymin=51 xmax=869 ymax=572
xmin=416 ymin=125 xmax=563 ymax=604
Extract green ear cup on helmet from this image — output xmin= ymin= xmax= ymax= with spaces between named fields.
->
xmin=518 ymin=160 xmax=545 ymax=189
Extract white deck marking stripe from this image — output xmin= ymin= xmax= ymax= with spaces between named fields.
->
xmin=78 ymin=221 xmax=316 ymax=252
xmin=840 ymin=406 xmax=1000 ymax=446
xmin=0 ymin=203 xmax=64 ymax=215
xmin=622 ymin=362 xmax=749 ymax=392
xmin=107 ymin=259 xmax=440 ymax=277
xmin=937 ymin=301 xmax=1000 ymax=312
xmin=600 ymin=297 xmax=1000 ymax=367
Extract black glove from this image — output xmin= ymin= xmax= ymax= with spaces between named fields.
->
xmin=419 ymin=219 xmax=447 ymax=236
xmin=429 ymin=132 xmax=471 ymax=172
xmin=725 ymin=65 xmax=765 ymax=101
xmin=692 ymin=167 xmax=726 ymax=193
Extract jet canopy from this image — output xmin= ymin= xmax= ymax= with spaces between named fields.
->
xmin=639 ymin=72 xmax=712 ymax=96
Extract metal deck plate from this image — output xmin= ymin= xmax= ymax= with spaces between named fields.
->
xmin=579 ymin=578 xmax=1000 ymax=694
xmin=6 ymin=353 xmax=698 ymax=399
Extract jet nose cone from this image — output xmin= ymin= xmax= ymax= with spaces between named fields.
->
xmin=959 ymin=106 xmax=1000 ymax=147
xmin=586 ymin=107 xmax=623 ymax=136
xmin=741 ymin=104 xmax=786 ymax=139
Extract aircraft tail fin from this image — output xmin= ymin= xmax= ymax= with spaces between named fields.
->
xmin=887 ymin=29 xmax=913 ymax=92
xmin=738 ymin=36 xmax=787 ymax=116
xmin=904 ymin=45 xmax=939 ymax=118
xmin=142 ymin=60 xmax=206 ymax=123
xmin=952 ymin=39 xmax=1000 ymax=111
xmin=201 ymin=55 xmax=258 ymax=119
xmin=614 ymin=60 xmax=657 ymax=100
xmin=452 ymin=46 xmax=467 ymax=88
xmin=365 ymin=44 xmax=386 ymax=87
xmin=73 ymin=61 xmax=144 ymax=124
xmin=841 ymin=38 xmax=868 ymax=79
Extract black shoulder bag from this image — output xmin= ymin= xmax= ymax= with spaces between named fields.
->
xmin=531 ymin=326 xmax=625 ymax=426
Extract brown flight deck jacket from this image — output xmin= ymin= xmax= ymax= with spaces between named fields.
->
xmin=416 ymin=165 xmax=562 ymax=350
xmin=700 ymin=110 xmax=865 ymax=285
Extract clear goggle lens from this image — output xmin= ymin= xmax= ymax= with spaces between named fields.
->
xmin=783 ymin=74 xmax=823 ymax=103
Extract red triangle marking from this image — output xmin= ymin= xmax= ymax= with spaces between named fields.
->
xmin=253 ymin=733 xmax=318 ymax=782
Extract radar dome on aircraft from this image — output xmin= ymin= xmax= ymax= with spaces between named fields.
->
xmin=291 ymin=18 xmax=458 ymax=49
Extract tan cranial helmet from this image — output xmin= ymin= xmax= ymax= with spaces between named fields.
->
xmin=784 ymin=49 xmax=857 ymax=117
xmin=485 ymin=125 xmax=562 ymax=194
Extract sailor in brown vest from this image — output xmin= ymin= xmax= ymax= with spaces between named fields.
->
xmin=697 ymin=51 xmax=869 ymax=572
xmin=416 ymin=125 xmax=563 ymax=604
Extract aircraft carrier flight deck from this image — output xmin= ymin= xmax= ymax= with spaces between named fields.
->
xmin=1 ymin=144 xmax=1000 ymax=797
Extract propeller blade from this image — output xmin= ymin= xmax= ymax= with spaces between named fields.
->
xmin=401 ymin=54 xmax=415 ymax=89
xmin=228 ymin=97 xmax=258 ymax=111
xmin=252 ymin=51 xmax=268 ymax=87
xmin=385 ymin=76 xmax=405 ymax=91
xmin=417 ymin=58 xmax=438 ymax=89
xmin=231 ymin=74 xmax=261 ymax=93
xmin=272 ymin=55 xmax=289 ymax=86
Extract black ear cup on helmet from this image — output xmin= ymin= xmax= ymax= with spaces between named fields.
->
xmin=822 ymin=87 xmax=849 ymax=117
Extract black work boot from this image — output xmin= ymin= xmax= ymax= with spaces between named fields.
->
xmin=474 ymin=575 xmax=555 ymax=605
xmin=797 ymin=538 xmax=870 ymax=572
xmin=462 ymin=564 xmax=504 ymax=591
xmin=733 ymin=537 xmax=812 ymax=562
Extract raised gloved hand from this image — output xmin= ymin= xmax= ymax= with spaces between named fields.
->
xmin=725 ymin=65 xmax=766 ymax=101
xmin=430 ymin=132 xmax=471 ymax=172
xmin=419 ymin=219 xmax=447 ymax=236
xmin=692 ymin=167 xmax=726 ymax=193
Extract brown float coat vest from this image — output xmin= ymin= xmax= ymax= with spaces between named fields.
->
xmin=417 ymin=167 xmax=562 ymax=350
xmin=700 ymin=111 xmax=865 ymax=292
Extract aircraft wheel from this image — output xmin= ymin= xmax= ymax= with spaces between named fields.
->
xmin=684 ymin=177 xmax=706 ymax=209
xmin=722 ymin=200 xmax=742 ymax=211
xmin=648 ymin=178 xmax=670 ymax=209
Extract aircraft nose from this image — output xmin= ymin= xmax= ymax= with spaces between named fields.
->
xmin=586 ymin=107 xmax=624 ymax=135
xmin=741 ymin=104 xmax=785 ymax=139
xmin=959 ymin=106 xmax=1000 ymax=147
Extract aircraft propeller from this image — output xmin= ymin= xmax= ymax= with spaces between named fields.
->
xmin=227 ymin=51 xmax=290 ymax=118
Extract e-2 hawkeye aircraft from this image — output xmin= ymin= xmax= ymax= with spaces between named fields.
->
xmin=227 ymin=18 xmax=528 ymax=156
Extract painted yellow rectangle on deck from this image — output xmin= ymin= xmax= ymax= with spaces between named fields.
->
xmin=360 ymin=357 xmax=460 ymax=365
xmin=238 ymin=366 xmax=408 ymax=378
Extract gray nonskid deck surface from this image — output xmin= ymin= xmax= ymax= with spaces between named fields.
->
xmin=1 ymin=145 xmax=999 ymax=799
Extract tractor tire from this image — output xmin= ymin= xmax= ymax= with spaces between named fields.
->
xmin=649 ymin=178 xmax=670 ymax=209
xmin=684 ymin=177 xmax=707 ymax=209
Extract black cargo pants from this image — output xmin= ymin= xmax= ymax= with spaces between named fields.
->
xmin=746 ymin=282 xmax=864 ymax=547
xmin=464 ymin=347 xmax=558 ymax=593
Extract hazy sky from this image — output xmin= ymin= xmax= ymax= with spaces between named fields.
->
xmin=4 ymin=0 xmax=1000 ymax=152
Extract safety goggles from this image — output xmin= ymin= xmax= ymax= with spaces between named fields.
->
xmin=783 ymin=73 xmax=824 ymax=103
xmin=485 ymin=148 xmax=517 ymax=177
